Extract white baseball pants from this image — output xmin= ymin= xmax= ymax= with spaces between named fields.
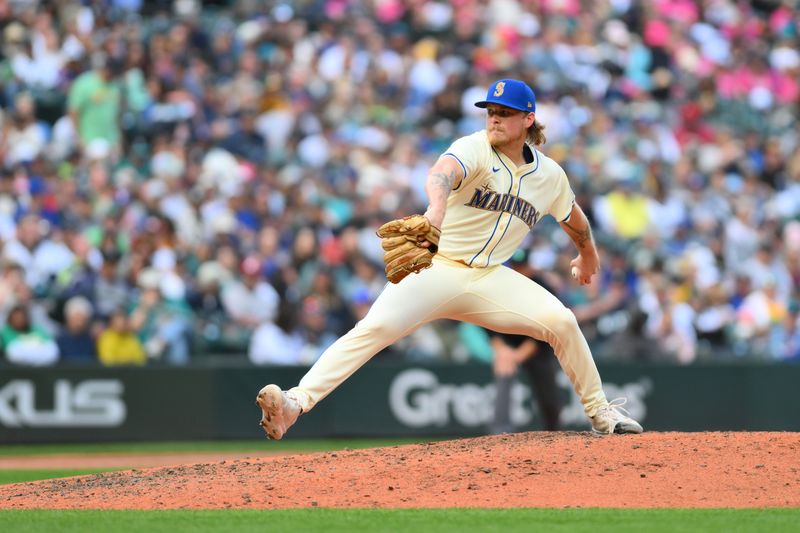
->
xmin=290 ymin=257 xmax=609 ymax=417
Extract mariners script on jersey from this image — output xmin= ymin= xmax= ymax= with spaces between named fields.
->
xmin=439 ymin=130 xmax=575 ymax=268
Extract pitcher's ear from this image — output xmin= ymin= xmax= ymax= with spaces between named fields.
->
xmin=526 ymin=112 xmax=536 ymax=126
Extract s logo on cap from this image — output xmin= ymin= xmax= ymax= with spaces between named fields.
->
xmin=493 ymin=82 xmax=505 ymax=97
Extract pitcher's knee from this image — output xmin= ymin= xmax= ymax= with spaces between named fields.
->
xmin=548 ymin=308 xmax=581 ymax=338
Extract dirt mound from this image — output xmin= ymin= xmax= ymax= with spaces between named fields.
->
xmin=2 ymin=432 xmax=798 ymax=509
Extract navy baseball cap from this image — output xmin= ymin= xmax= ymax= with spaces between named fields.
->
xmin=475 ymin=79 xmax=536 ymax=113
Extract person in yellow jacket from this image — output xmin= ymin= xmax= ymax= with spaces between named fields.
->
xmin=97 ymin=310 xmax=147 ymax=366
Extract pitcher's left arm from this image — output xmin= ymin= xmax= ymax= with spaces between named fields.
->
xmin=559 ymin=202 xmax=600 ymax=285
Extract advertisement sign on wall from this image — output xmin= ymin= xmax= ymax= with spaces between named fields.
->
xmin=0 ymin=363 xmax=796 ymax=443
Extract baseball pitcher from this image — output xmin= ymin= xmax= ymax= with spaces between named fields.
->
xmin=257 ymin=79 xmax=643 ymax=438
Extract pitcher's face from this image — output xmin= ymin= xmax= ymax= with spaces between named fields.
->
xmin=485 ymin=104 xmax=534 ymax=147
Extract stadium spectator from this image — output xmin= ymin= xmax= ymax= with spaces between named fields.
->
xmin=1 ymin=303 xmax=59 ymax=366
xmin=97 ymin=308 xmax=147 ymax=366
xmin=56 ymin=295 xmax=97 ymax=364
xmin=248 ymin=300 xmax=304 ymax=366
xmin=67 ymin=54 xmax=124 ymax=155
xmin=128 ymin=268 xmax=193 ymax=365
xmin=221 ymin=255 xmax=280 ymax=330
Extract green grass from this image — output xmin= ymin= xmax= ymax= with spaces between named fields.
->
xmin=0 ymin=509 xmax=797 ymax=533
xmin=0 ymin=469 xmax=121 ymax=485
xmin=0 ymin=438 xmax=434 ymax=457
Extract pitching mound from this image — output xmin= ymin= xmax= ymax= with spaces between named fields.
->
xmin=2 ymin=432 xmax=798 ymax=509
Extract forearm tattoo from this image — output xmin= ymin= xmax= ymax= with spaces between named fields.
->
xmin=430 ymin=170 xmax=457 ymax=192
xmin=562 ymin=219 xmax=592 ymax=249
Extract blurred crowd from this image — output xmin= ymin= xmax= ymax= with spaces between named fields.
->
xmin=0 ymin=0 xmax=798 ymax=367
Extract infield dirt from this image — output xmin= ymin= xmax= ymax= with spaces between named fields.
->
xmin=1 ymin=432 xmax=798 ymax=509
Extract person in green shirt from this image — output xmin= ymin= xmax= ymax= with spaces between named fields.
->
xmin=1 ymin=304 xmax=59 ymax=366
xmin=67 ymin=56 xmax=124 ymax=153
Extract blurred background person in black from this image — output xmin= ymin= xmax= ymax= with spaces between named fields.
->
xmin=490 ymin=250 xmax=562 ymax=434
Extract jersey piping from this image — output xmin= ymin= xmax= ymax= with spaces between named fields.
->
xmin=485 ymin=148 xmax=540 ymax=265
xmin=443 ymin=153 xmax=468 ymax=191
xmin=560 ymin=198 xmax=575 ymax=222
xmin=468 ymin=201 xmax=504 ymax=266
xmin=469 ymin=148 xmax=515 ymax=266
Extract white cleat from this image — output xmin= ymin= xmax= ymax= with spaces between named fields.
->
xmin=256 ymin=384 xmax=302 ymax=440
xmin=591 ymin=398 xmax=644 ymax=434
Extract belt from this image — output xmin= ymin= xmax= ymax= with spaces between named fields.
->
xmin=434 ymin=254 xmax=475 ymax=269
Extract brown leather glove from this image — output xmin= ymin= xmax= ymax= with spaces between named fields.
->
xmin=376 ymin=215 xmax=441 ymax=284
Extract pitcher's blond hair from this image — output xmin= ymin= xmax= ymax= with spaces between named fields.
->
xmin=527 ymin=119 xmax=547 ymax=146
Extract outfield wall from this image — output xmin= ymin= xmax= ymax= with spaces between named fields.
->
xmin=0 ymin=362 xmax=798 ymax=443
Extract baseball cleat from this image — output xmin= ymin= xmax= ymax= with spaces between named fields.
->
xmin=256 ymin=384 xmax=302 ymax=440
xmin=590 ymin=398 xmax=643 ymax=434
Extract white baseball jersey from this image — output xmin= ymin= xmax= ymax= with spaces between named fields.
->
xmin=438 ymin=130 xmax=575 ymax=267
